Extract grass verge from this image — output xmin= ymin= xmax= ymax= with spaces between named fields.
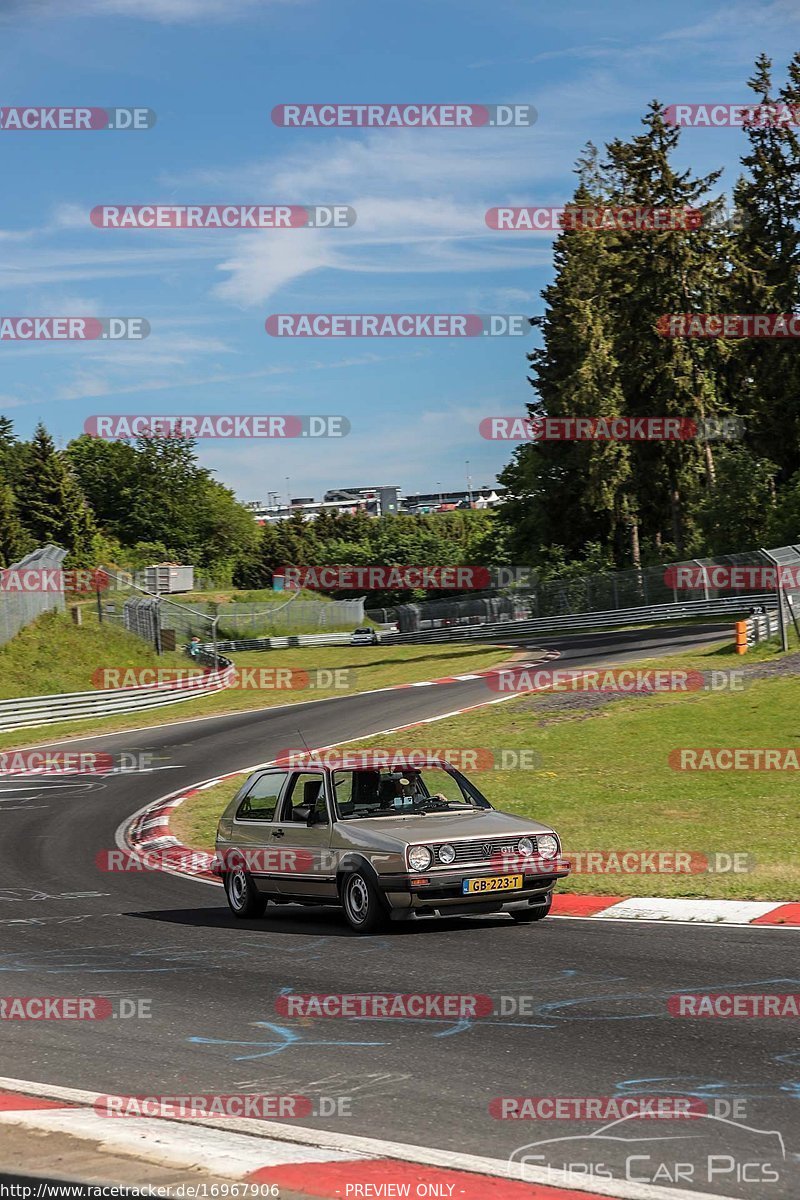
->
xmin=0 ymin=614 xmax=512 ymax=749
xmin=169 ymin=638 xmax=799 ymax=901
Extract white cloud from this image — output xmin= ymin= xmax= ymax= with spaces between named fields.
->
xmin=5 ymin=0 xmax=305 ymax=24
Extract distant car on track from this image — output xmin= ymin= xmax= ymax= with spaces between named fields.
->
xmin=214 ymin=758 xmax=569 ymax=932
xmin=350 ymin=626 xmax=380 ymax=646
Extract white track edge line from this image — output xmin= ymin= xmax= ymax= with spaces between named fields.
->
xmin=0 ymin=1076 xmax=744 ymax=1200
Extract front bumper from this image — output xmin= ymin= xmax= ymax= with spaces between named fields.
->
xmin=378 ymin=863 xmax=570 ymax=913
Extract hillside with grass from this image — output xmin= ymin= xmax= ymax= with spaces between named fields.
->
xmin=0 ymin=610 xmax=188 ymax=701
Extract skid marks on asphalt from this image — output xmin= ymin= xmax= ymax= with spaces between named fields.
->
xmin=0 ymin=778 xmax=107 ymax=811
xmin=0 ymin=888 xmax=111 ymax=904
xmin=183 ymin=968 xmax=800 ymax=1063
xmin=0 ymin=931 xmax=390 ymax=974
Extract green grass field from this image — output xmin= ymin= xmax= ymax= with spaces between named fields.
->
xmin=169 ymin=638 xmax=800 ymax=901
xmin=0 ymin=612 xmax=511 ymax=749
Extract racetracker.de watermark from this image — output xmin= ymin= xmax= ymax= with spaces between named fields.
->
xmin=0 ymin=997 xmax=151 ymax=1019
xmin=90 ymin=205 xmax=355 ymax=228
xmin=486 ymin=667 xmax=744 ymax=694
xmin=84 ymin=415 xmax=350 ymax=439
xmin=283 ymin=565 xmax=493 ymax=590
xmin=669 ymin=747 xmax=800 ymax=770
xmin=658 ymin=313 xmax=800 ymax=338
xmin=564 ymin=851 xmax=754 ymax=875
xmin=665 ymin=563 xmax=800 ymax=590
xmin=0 ymin=317 xmax=149 ymax=340
xmin=0 ymin=107 xmax=155 ymax=131
xmin=93 ymin=1094 xmax=350 ymax=1119
xmin=665 ymin=102 xmax=800 ymax=127
xmin=480 ymin=416 xmax=742 ymax=441
xmin=273 ymin=748 xmax=542 ymax=771
xmin=274 ymin=992 xmax=494 ymax=1018
xmin=486 ymin=206 xmax=703 ymax=231
xmin=668 ymin=993 xmax=800 ymax=1017
xmin=490 ymin=1097 xmax=709 ymax=1120
xmin=0 ymin=750 xmax=158 ymax=776
xmin=265 ymin=314 xmax=530 ymax=336
xmin=91 ymin=666 xmax=355 ymax=691
xmin=0 ymin=567 xmax=109 ymax=592
xmin=272 ymin=103 xmax=536 ymax=127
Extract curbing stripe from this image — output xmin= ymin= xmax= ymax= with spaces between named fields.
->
xmin=751 ymin=901 xmax=800 ymax=926
xmin=249 ymin=1159 xmax=643 ymax=1200
xmin=0 ymin=1078 xmax=744 ymax=1200
xmin=551 ymin=895 xmax=626 ymax=917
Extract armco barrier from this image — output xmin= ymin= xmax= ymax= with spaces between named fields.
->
xmin=379 ymin=594 xmax=774 ymax=644
xmin=0 ymin=656 xmax=235 ymax=733
xmin=193 ymin=594 xmax=773 ymax=656
xmin=209 ymin=632 xmax=352 ymax=653
xmin=746 ymin=609 xmax=781 ymax=647
xmin=0 ymin=595 xmax=772 ymax=734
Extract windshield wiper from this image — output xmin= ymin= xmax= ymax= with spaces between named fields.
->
xmin=410 ymin=799 xmax=473 ymax=812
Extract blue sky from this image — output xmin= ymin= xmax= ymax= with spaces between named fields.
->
xmin=0 ymin=0 xmax=797 ymax=504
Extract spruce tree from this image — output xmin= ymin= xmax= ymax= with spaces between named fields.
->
xmin=500 ymin=147 xmax=634 ymax=566
xmin=728 ymin=53 xmax=800 ymax=480
xmin=15 ymin=423 xmax=98 ymax=562
xmin=0 ymin=475 xmax=30 ymax=567
xmin=604 ymin=102 xmax=728 ymax=557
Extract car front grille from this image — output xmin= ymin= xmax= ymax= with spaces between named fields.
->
xmin=433 ymin=836 xmax=538 ymax=866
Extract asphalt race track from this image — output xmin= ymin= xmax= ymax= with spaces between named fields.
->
xmin=1 ymin=623 xmax=797 ymax=1199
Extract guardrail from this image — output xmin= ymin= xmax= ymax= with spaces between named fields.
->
xmin=0 ymin=594 xmax=772 ymax=735
xmin=746 ymin=609 xmax=781 ymax=647
xmin=207 ymin=632 xmax=353 ymax=653
xmin=192 ymin=595 xmax=772 ymax=655
xmin=377 ymin=595 xmax=774 ymax=645
xmin=0 ymin=655 xmax=235 ymax=733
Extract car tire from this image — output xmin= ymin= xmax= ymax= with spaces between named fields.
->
xmin=341 ymin=870 xmax=387 ymax=934
xmin=510 ymin=899 xmax=551 ymax=923
xmin=224 ymin=866 xmax=267 ymax=918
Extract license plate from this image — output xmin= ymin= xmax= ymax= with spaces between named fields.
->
xmin=462 ymin=874 xmax=523 ymax=894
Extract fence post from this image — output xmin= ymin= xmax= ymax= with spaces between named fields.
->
xmin=212 ymin=614 xmax=220 ymax=670
xmin=693 ymin=560 xmax=710 ymax=601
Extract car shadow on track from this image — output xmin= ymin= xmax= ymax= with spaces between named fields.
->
xmin=125 ymin=905 xmax=514 ymax=938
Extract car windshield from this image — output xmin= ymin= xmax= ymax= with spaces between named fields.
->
xmin=332 ymin=765 xmax=490 ymax=819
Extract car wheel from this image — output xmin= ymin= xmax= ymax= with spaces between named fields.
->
xmin=224 ymin=865 xmax=267 ymax=918
xmin=341 ymin=870 xmax=386 ymax=934
xmin=510 ymin=899 xmax=551 ymax=923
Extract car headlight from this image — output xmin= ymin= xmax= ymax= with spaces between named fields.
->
xmin=537 ymin=834 xmax=559 ymax=858
xmin=437 ymin=843 xmax=456 ymax=865
xmin=408 ymin=845 xmax=432 ymax=871
xmin=518 ymin=837 xmax=535 ymax=857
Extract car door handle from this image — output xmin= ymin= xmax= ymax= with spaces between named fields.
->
xmin=272 ymin=829 xmax=285 ymax=838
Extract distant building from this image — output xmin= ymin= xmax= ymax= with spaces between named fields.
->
xmin=247 ymin=484 xmax=502 ymax=523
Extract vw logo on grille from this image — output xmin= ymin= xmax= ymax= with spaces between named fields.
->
xmin=482 ymin=843 xmax=492 ymax=857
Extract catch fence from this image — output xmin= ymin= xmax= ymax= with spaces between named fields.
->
xmin=0 ymin=545 xmax=67 ymax=645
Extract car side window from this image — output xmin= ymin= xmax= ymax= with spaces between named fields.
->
xmin=235 ymin=772 xmax=288 ymax=821
xmin=278 ymin=771 xmax=329 ymax=823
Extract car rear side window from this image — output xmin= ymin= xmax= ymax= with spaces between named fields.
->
xmin=236 ymin=772 xmax=288 ymax=821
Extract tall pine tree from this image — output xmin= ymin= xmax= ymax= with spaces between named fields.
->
xmin=727 ymin=53 xmax=800 ymax=480
xmin=500 ymin=147 xmax=634 ymax=567
xmin=15 ymin=423 xmax=98 ymax=565
xmin=604 ymin=102 xmax=728 ymax=557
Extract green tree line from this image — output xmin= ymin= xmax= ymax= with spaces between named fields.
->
xmin=0 ymin=418 xmax=499 ymax=603
xmin=499 ymin=53 xmax=800 ymax=572
xmin=0 ymin=420 xmax=259 ymax=585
